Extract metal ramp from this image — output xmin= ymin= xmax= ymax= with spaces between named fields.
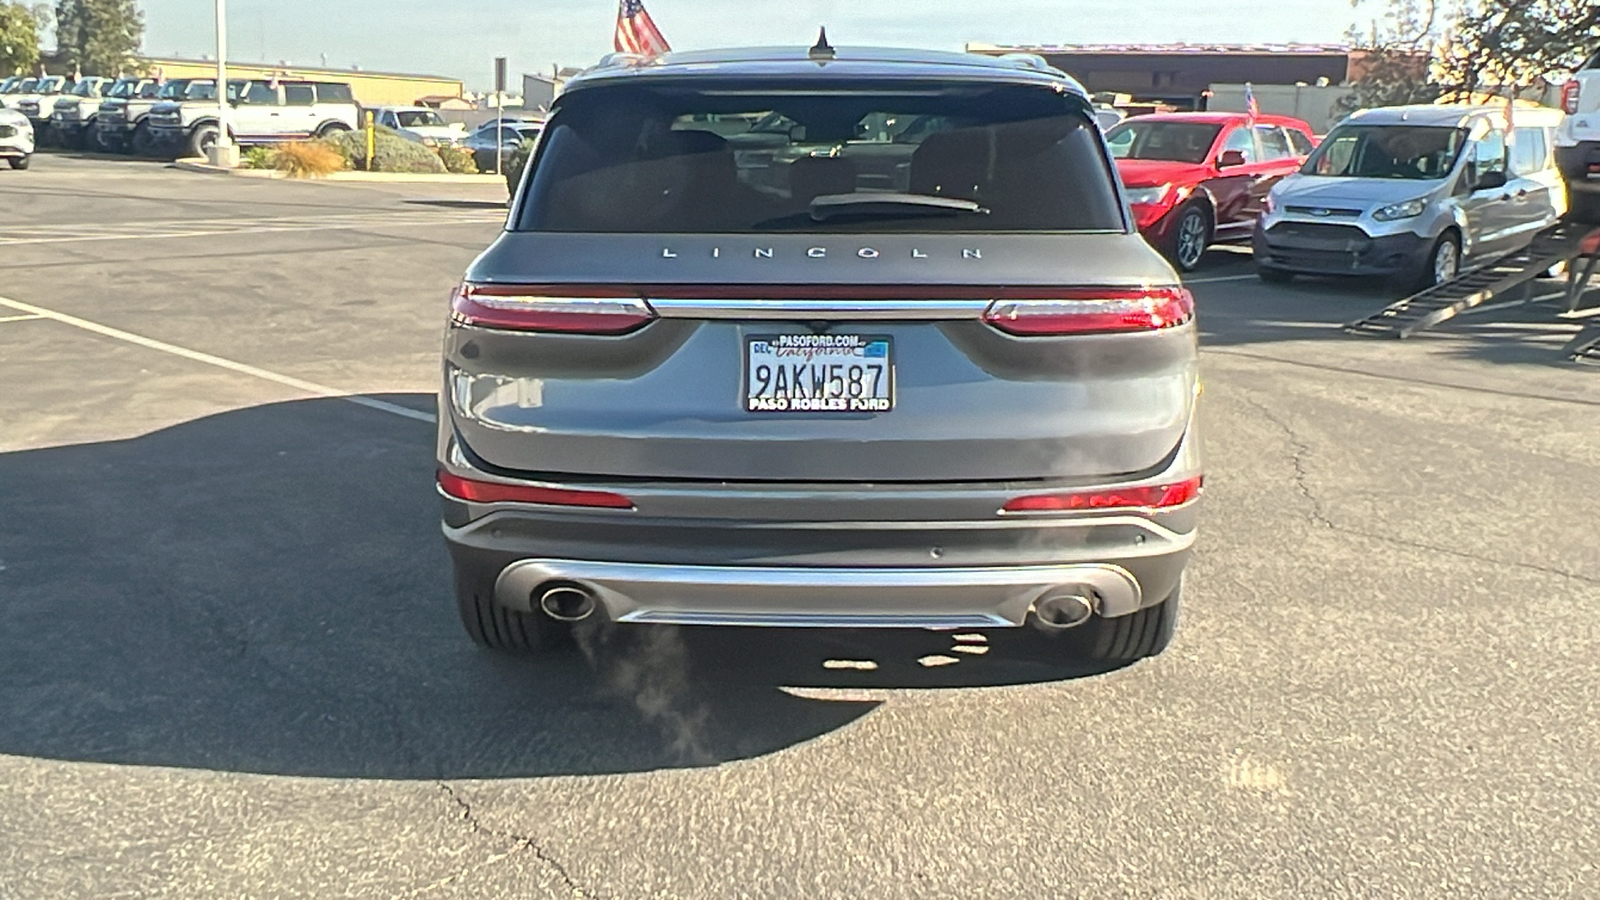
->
xmin=1565 ymin=325 xmax=1600 ymax=364
xmin=1345 ymin=221 xmax=1600 ymax=339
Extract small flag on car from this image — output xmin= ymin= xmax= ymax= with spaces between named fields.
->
xmin=1244 ymin=82 xmax=1259 ymax=119
xmin=615 ymin=0 xmax=671 ymax=56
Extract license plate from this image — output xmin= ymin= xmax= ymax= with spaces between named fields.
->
xmin=744 ymin=334 xmax=894 ymax=413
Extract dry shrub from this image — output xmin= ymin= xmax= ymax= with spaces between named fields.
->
xmin=273 ymin=141 xmax=346 ymax=178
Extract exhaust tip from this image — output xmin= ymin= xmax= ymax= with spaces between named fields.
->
xmin=1032 ymin=591 xmax=1096 ymax=631
xmin=536 ymin=583 xmax=597 ymax=622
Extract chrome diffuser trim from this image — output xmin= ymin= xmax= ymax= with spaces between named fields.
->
xmin=647 ymin=297 xmax=990 ymax=320
xmin=494 ymin=560 xmax=1144 ymax=627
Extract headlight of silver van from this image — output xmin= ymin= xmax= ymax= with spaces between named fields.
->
xmin=1373 ymin=198 xmax=1427 ymax=222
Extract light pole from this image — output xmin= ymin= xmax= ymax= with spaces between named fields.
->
xmin=210 ymin=0 xmax=238 ymax=166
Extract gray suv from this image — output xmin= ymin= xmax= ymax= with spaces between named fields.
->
xmin=439 ymin=45 xmax=1202 ymax=662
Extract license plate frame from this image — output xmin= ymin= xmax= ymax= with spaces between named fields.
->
xmin=743 ymin=334 xmax=895 ymax=414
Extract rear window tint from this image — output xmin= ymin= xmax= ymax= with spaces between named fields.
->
xmin=315 ymin=83 xmax=355 ymax=104
xmin=516 ymin=83 xmax=1123 ymax=234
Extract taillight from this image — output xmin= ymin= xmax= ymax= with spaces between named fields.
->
xmin=452 ymin=283 xmax=656 ymax=334
xmin=1563 ymin=79 xmax=1582 ymax=115
xmin=982 ymin=287 xmax=1194 ymax=335
xmin=437 ymin=470 xmax=635 ymax=509
xmin=1002 ymin=476 xmax=1202 ymax=513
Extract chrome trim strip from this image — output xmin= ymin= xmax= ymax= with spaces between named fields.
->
xmin=494 ymin=560 xmax=1145 ymax=624
xmin=648 ymin=298 xmax=990 ymax=320
xmin=625 ymin=611 xmax=1012 ymax=628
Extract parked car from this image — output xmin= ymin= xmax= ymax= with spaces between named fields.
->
xmin=462 ymin=119 xmax=542 ymax=171
xmin=1093 ymin=106 xmax=1125 ymax=130
xmin=0 ymin=76 xmax=39 ymax=111
xmin=147 ymin=78 xmax=359 ymax=157
xmin=1255 ymin=104 xmax=1566 ymax=289
xmin=0 ymin=106 xmax=34 ymax=169
xmin=48 ymin=76 xmax=114 ymax=148
xmin=440 ymin=45 xmax=1200 ymax=662
xmin=370 ymin=106 xmax=466 ymax=146
xmin=1556 ymin=51 xmax=1600 ymax=222
xmin=11 ymin=75 xmax=72 ymax=126
xmin=1104 ymin=111 xmax=1317 ymax=271
xmin=97 ymin=79 xmax=200 ymax=154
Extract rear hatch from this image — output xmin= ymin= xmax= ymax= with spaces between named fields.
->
xmin=448 ymin=76 xmax=1195 ymax=484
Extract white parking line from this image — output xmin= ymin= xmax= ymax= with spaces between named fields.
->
xmin=0 ymin=294 xmax=437 ymax=424
xmin=0 ymin=314 xmax=45 ymax=324
xmin=0 ymin=211 xmax=504 ymax=247
xmin=1185 ymin=273 xmax=1260 ymax=284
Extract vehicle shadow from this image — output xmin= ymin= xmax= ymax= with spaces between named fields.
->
xmin=0 ymin=396 xmax=1118 ymax=780
xmin=402 ymin=198 xmax=508 ymax=210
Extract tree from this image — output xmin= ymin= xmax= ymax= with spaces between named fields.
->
xmin=1437 ymin=1 xmax=1600 ymax=100
xmin=1339 ymin=0 xmax=1444 ymax=114
xmin=53 ymin=0 xmax=142 ymax=76
xmin=0 ymin=2 xmax=41 ymax=76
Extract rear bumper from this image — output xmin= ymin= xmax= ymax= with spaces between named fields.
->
xmin=490 ymin=558 xmax=1168 ymax=628
xmin=1556 ymin=143 xmax=1600 ymax=194
xmin=1253 ymin=220 xmax=1429 ymax=276
xmin=440 ymin=413 xmax=1201 ymax=628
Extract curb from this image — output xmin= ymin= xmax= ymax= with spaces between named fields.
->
xmin=173 ymin=158 xmax=505 ymax=185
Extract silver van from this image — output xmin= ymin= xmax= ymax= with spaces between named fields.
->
xmin=1254 ymin=104 xmax=1566 ymax=289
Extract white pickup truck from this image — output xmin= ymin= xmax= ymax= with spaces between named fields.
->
xmin=146 ymin=78 xmax=360 ymax=158
xmin=1556 ymin=53 xmax=1600 ymax=220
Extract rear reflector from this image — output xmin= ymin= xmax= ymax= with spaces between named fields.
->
xmin=437 ymin=470 xmax=635 ymax=509
xmin=983 ymin=287 xmax=1194 ymax=335
xmin=1002 ymin=476 xmax=1202 ymax=513
xmin=452 ymin=284 xmax=656 ymax=334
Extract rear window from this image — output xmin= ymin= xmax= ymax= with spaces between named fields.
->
xmin=316 ymin=83 xmax=355 ymax=104
xmin=516 ymin=83 xmax=1123 ymax=234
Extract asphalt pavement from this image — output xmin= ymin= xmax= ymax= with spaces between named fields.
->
xmin=1 ymin=154 xmax=1597 ymax=899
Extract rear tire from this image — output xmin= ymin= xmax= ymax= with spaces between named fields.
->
xmin=454 ymin=564 xmax=565 ymax=653
xmin=1570 ymin=192 xmax=1600 ymax=225
xmin=315 ymin=122 xmax=351 ymax=139
xmin=8 ymin=155 xmax=29 ymax=170
xmin=1073 ymin=584 xmax=1180 ymax=662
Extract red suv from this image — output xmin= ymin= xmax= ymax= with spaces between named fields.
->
xmin=1105 ymin=112 xmax=1316 ymax=271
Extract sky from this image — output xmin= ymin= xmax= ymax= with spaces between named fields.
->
xmin=136 ymin=0 xmax=1372 ymax=90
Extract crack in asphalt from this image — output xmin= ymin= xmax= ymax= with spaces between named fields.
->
xmin=1238 ymin=393 xmax=1335 ymax=529
xmin=436 ymin=782 xmax=595 ymax=899
xmin=1235 ymin=390 xmax=1600 ymax=587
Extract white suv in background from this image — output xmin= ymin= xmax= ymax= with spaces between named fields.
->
xmin=371 ymin=106 xmax=466 ymax=146
xmin=1557 ymin=52 xmax=1600 ymax=221
xmin=0 ymin=106 xmax=34 ymax=169
xmin=147 ymin=78 xmax=360 ymax=158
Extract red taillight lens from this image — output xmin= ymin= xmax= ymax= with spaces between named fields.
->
xmin=452 ymin=284 xmax=657 ymax=334
xmin=982 ymin=287 xmax=1194 ymax=335
xmin=1563 ymin=80 xmax=1582 ymax=115
xmin=1002 ymin=476 xmax=1202 ymax=513
xmin=437 ymin=470 xmax=634 ymax=509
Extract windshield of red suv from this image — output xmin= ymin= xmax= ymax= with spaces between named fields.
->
xmin=1302 ymin=124 xmax=1466 ymax=180
xmin=516 ymin=82 xmax=1123 ymax=234
xmin=1103 ymin=120 xmax=1222 ymax=164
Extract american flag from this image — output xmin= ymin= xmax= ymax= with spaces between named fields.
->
xmin=615 ymin=0 xmax=671 ymax=56
xmin=1244 ymin=82 xmax=1259 ymax=119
